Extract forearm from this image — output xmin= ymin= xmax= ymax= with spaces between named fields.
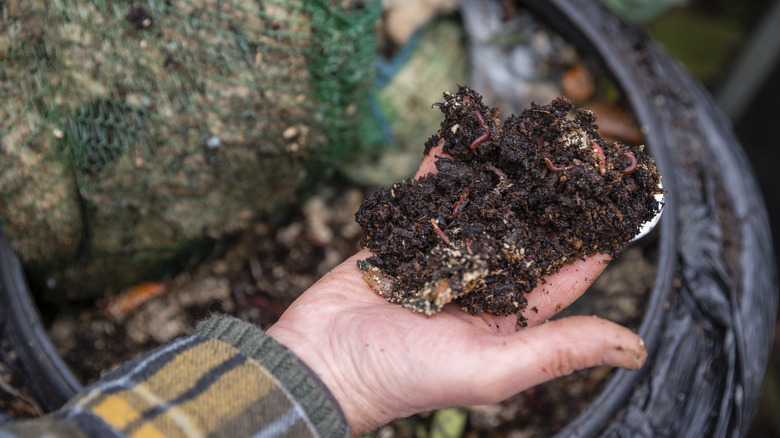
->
xmin=0 ymin=315 xmax=349 ymax=438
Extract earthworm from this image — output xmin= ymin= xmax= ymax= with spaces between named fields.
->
xmin=614 ymin=143 xmax=638 ymax=174
xmin=591 ymin=141 xmax=606 ymax=173
xmin=544 ymin=157 xmax=574 ymax=172
xmin=250 ymin=295 xmax=286 ymax=319
xmin=485 ymin=163 xmax=508 ymax=181
xmin=622 ymin=151 xmax=638 ymax=174
xmin=459 ymin=95 xmax=489 ymax=149
xmin=470 ymin=110 xmax=490 ymax=149
xmin=485 ymin=163 xmax=513 ymax=194
xmin=450 ymin=186 xmax=470 ymax=221
xmin=430 ymin=218 xmax=453 ymax=247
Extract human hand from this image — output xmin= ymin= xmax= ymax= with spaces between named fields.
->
xmin=267 ymin=141 xmax=647 ymax=436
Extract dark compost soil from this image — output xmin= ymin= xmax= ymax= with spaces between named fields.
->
xmin=356 ymin=87 xmax=663 ymax=324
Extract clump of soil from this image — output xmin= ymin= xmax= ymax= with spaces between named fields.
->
xmin=356 ymin=86 xmax=663 ymax=324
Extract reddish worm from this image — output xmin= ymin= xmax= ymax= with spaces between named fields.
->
xmin=544 ymin=157 xmax=573 ymax=172
xmin=614 ymin=143 xmax=638 ymax=174
xmin=622 ymin=151 xmax=638 ymax=174
xmin=545 ymin=140 xmax=637 ymax=174
xmin=450 ymin=186 xmax=470 ymax=221
xmin=591 ymin=141 xmax=606 ymax=173
xmin=430 ymin=219 xmax=453 ymax=247
xmin=470 ymin=111 xmax=490 ymax=149
xmin=461 ymin=95 xmax=490 ymax=150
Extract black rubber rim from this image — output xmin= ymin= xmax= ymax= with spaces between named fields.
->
xmin=517 ymin=1 xmax=778 ymax=436
xmin=0 ymin=227 xmax=82 ymax=412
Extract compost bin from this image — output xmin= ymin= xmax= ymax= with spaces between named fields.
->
xmin=1 ymin=0 xmax=776 ymax=436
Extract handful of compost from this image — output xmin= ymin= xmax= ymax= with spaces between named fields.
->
xmin=356 ymin=86 xmax=664 ymax=325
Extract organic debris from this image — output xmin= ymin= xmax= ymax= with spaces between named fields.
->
xmin=356 ymin=86 xmax=664 ymax=324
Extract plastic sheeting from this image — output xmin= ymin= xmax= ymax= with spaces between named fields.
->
xmin=516 ymin=1 xmax=777 ymax=436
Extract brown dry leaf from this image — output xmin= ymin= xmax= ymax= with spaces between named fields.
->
xmin=561 ymin=64 xmax=596 ymax=102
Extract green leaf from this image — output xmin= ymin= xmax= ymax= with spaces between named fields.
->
xmin=429 ymin=408 xmax=467 ymax=438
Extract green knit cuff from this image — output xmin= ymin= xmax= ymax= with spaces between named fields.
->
xmin=195 ymin=315 xmax=349 ymax=438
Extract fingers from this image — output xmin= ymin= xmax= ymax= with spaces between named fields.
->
xmin=521 ymin=315 xmax=646 ymax=373
xmin=448 ymin=315 xmax=646 ymax=405
xmin=522 ymin=253 xmax=612 ymax=325
xmin=413 ymin=137 xmax=448 ymax=180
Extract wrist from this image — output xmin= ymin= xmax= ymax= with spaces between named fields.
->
xmin=266 ymin=321 xmax=393 ymax=436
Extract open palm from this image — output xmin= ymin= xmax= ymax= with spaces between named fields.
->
xmin=267 ymin=143 xmax=646 ymax=436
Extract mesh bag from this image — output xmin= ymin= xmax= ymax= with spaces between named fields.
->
xmin=0 ymin=0 xmax=381 ymax=298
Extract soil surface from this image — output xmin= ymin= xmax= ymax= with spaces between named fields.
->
xmin=356 ymin=87 xmax=663 ymax=324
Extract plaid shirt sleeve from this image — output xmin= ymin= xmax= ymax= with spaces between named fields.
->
xmin=0 ymin=315 xmax=349 ymax=438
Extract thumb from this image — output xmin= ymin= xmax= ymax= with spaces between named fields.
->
xmin=450 ymin=315 xmax=646 ymax=405
xmin=413 ymin=137 xmax=447 ymax=180
xmin=517 ymin=316 xmax=647 ymax=384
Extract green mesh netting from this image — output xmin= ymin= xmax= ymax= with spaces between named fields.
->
xmin=0 ymin=0 xmax=381 ymax=298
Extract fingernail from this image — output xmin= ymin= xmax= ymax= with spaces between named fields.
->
xmin=601 ymin=344 xmax=645 ymax=370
